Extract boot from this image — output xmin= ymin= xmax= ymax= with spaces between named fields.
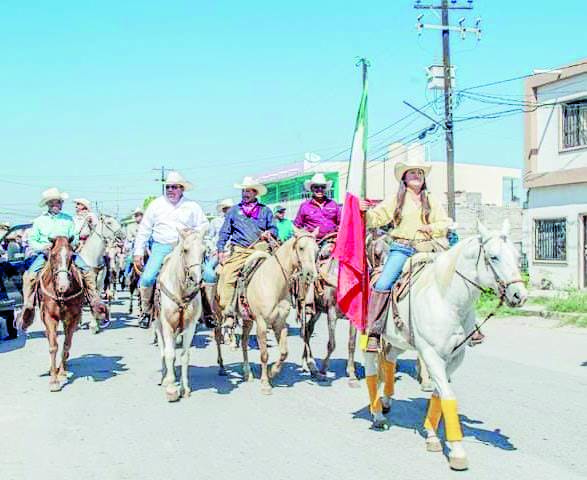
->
xmin=139 ymin=285 xmax=153 ymax=329
xmin=81 ymin=270 xmax=108 ymax=318
xmin=221 ymin=283 xmax=238 ymax=328
xmin=365 ymin=290 xmax=392 ymax=353
xmin=16 ymin=270 xmax=38 ymax=331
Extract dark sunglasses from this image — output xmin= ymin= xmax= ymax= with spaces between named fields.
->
xmin=165 ymin=184 xmax=182 ymax=190
xmin=312 ymin=185 xmax=327 ymax=191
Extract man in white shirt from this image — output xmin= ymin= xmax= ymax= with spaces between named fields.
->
xmin=133 ymin=171 xmax=209 ymax=328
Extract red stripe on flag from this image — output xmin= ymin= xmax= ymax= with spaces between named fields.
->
xmin=333 ymin=193 xmax=369 ymax=332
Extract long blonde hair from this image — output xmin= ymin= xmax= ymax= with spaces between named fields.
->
xmin=392 ymin=175 xmax=431 ymax=227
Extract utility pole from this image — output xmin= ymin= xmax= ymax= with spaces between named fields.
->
xmin=415 ymin=0 xmax=481 ymax=220
xmin=153 ymin=166 xmax=171 ymax=195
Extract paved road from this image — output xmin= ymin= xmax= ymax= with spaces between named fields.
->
xmin=1 ymin=293 xmax=586 ymax=480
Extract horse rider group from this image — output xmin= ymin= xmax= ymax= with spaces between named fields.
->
xmin=17 ymin=160 xmax=483 ymax=348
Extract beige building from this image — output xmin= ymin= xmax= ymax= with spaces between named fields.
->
xmin=523 ymin=59 xmax=587 ymax=289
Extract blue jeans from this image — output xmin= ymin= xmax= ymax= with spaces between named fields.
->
xmin=202 ymin=255 xmax=218 ymax=284
xmin=374 ymin=242 xmax=416 ymax=292
xmin=139 ymin=242 xmax=174 ymax=288
xmin=28 ymin=252 xmax=89 ymax=273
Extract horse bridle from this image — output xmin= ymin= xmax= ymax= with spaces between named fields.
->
xmin=39 ymin=248 xmax=84 ymax=304
xmin=85 ymin=215 xmax=124 ymax=243
xmin=273 ymin=234 xmax=317 ymax=283
xmin=159 ymin=242 xmax=202 ymax=312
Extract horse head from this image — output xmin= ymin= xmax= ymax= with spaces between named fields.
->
xmin=178 ymin=227 xmax=207 ymax=288
xmin=292 ymin=227 xmax=319 ymax=283
xmin=476 ymin=220 xmax=527 ymax=307
xmin=49 ymin=236 xmax=75 ymax=295
xmin=98 ymin=214 xmax=125 ymax=243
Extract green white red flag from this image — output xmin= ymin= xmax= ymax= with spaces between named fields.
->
xmin=333 ymin=72 xmax=369 ymax=332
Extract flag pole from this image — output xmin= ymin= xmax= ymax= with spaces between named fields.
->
xmin=355 ymin=58 xmax=370 ymax=200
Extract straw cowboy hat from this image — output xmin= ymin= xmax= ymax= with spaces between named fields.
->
xmin=133 ymin=207 xmax=144 ymax=215
xmin=39 ymin=187 xmax=69 ymax=207
xmin=217 ymin=198 xmax=234 ymax=212
xmin=74 ymin=198 xmax=91 ymax=210
xmin=304 ymin=173 xmax=332 ymax=192
xmin=394 ymin=157 xmax=432 ymax=182
xmin=233 ymin=176 xmax=267 ymax=197
xmin=164 ymin=171 xmax=193 ymax=191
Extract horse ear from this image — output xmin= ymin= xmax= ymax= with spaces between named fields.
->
xmin=312 ymin=227 xmax=320 ymax=238
xmin=501 ymin=219 xmax=510 ymax=238
xmin=293 ymin=226 xmax=304 ymax=237
xmin=69 ymin=236 xmax=75 ymax=244
xmin=477 ymin=220 xmax=490 ymax=243
xmin=178 ymin=228 xmax=189 ymax=240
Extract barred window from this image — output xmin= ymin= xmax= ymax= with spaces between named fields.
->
xmin=534 ymin=218 xmax=566 ymax=261
xmin=562 ymin=100 xmax=587 ymax=149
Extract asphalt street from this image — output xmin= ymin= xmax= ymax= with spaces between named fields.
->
xmin=1 ymin=293 xmax=586 ymax=480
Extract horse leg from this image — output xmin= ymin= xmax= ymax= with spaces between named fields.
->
xmin=180 ymin=320 xmax=197 ymax=398
xmin=155 ymin=318 xmax=166 ymax=386
xmin=45 ymin=314 xmax=61 ymax=392
xmin=419 ymin=348 xmax=468 ymax=471
xmin=303 ymin=314 xmax=322 ymax=379
xmin=320 ymin=306 xmax=337 ymax=376
xmin=269 ymin=317 xmax=289 ymax=380
xmin=380 ymin=347 xmax=400 ymax=414
xmin=346 ymin=323 xmax=359 ymax=388
xmin=241 ymin=321 xmax=253 ymax=382
xmin=214 ymin=327 xmax=227 ymax=376
xmin=256 ymin=319 xmax=272 ymax=395
xmin=58 ymin=316 xmax=77 ymax=380
xmin=417 ymin=355 xmax=434 ymax=392
xmin=161 ymin=323 xmax=179 ymax=402
xmin=363 ymin=350 xmax=387 ymax=429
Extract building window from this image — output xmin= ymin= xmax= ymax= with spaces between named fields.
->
xmin=562 ymin=100 xmax=587 ymax=149
xmin=534 ymin=218 xmax=566 ymax=261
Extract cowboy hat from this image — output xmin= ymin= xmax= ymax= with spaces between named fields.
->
xmin=39 ymin=187 xmax=69 ymax=207
xmin=233 ymin=176 xmax=267 ymax=197
xmin=394 ymin=157 xmax=432 ymax=182
xmin=164 ymin=171 xmax=193 ymax=191
xmin=217 ymin=198 xmax=234 ymax=212
xmin=304 ymin=173 xmax=332 ymax=192
xmin=274 ymin=205 xmax=286 ymax=213
xmin=74 ymin=198 xmax=91 ymax=210
xmin=133 ymin=207 xmax=144 ymax=215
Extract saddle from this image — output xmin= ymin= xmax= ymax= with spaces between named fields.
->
xmin=235 ymin=251 xmax=271 ymax=322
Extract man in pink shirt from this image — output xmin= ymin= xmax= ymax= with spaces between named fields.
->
xmin=293 ymin=173 xmax=341 ymax=315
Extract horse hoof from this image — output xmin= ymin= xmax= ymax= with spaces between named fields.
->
xmin=426 ymin=437 xmax=443 ymax=452
xmin=218 ymin=367 xmax=228 ymax=377
xmin=371 ymin=419 xmax=389 ymax=431
xmin=449 ymin=455 xmax=469 ymax=471
xmin=311 ymin=371 xmax=327 ymax=382
xmin=166 ymin=389 xmax=180 ymax=402
xmin=260 ymin=384 xmax=273 ymax=395
xmin=90 ymin=326 xmax=100 ymax=335
xmin=382 ymin=405 xmax=391 ymax=415
xmin=348 ymin=378 xmax=360 ymax=389
xmin=182 ymin=388 xmax=191 ymax=399
xmin=49 ymin=382 xmax=61 ymax=393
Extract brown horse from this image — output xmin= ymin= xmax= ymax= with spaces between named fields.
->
xmin=38 ymin=237 xmax=86 ymax=392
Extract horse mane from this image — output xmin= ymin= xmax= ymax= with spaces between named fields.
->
xmin=413 ymin=237 xmax=476 ymax=296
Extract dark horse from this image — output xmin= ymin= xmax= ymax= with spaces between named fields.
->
xmin=38 ymin=237 xmax=86 ymax=392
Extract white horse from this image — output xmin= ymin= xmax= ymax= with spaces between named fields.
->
xmin=78 ymin=214 xmax=125 ymax=333
xmin=154 ymin=228 xmax=206 ymax=402
xmin=363 ymin=220 xmax=527 ymax=471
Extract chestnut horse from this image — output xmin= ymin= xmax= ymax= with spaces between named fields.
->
xmin=38 ymin=237 xmax=85 ymax=392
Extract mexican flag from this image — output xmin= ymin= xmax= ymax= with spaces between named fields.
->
xmin=333 ymin=72 xmax=369 ymax=332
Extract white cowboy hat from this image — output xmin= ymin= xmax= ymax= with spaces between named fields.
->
xmin=217 ymin=198 xmax=234 ymax=211
xmin=233 ymin=176 xmax=267 ymax=197
xmin=394 ymin=157 xmax=432 ymax=182
xmin=74 ymin=198 xmax=91 ymax=210
xmin=164 ymin=171 xmax=193 ymax=191
xmin=133 ymin=207 xmax=144 ymax=215
xmin=39 ymin=187 xmax=69 ymax=207
xmin=304 ymin=173 xmax=332 ymax=192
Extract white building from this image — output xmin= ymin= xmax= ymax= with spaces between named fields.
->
xmin=523 ymin=59 xmax=587 ymax=289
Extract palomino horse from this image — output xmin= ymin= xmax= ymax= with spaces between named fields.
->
xmin=153 ymin=228 xmax=206 ymax=402
xmin=363 ymin=220 xmax=527 ymax=471
xmin=299 ymin=239 xmax=359 ymax=387
xmin=38 ymin=237 xmax=85 ymax=392
xmin=218 ymin=230 xmax=319 ymax=394
xmin=78 ymin=214 xmax=124 ymax=333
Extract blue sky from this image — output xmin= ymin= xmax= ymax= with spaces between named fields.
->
xmin=1 ymin=1 xmax=586 ymax=222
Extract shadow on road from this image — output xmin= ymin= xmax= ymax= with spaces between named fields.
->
xmin=581 ymin=361 xmax=587 ymax=367
xmin=188 ymin=365 xmax=238 ymax=395
xmin=352 ymin=397 xmax=516 ymax=451
xmin=0 ymin=334 xmax=28 ymax=353
xmin=41 ymin=354 xmax=128 ymax=388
